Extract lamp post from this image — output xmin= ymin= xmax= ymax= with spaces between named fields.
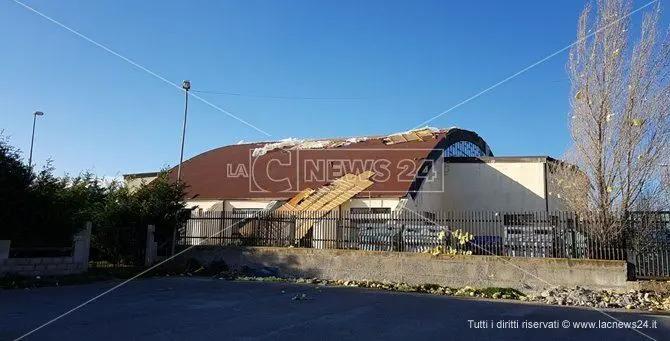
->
xmin=28 ymin=111 xmax=44 ymax=168
xmin=177 ymin=80 xmax=191 ymax=182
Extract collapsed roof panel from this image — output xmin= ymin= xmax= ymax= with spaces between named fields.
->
xmin=382 ymin=127 xmax=441 ymax=145
xmin=238 ymin=172 xmax=375 ymax=240
xmin=293 ymin=172 xmax=375 ymax=240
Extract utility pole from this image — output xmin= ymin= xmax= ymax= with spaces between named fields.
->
xmin=177 ymin=80 xmax=190 ymax=182
xmin=28 ymin=111 xmax=44 ymax=168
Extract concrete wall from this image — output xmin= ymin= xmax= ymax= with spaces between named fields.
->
xmin=442 ymin=161 xmax=547 ymax=211
xmin=184 ymin=247 xmax=629 ymax=292
xmin=0 ymin=257 xmax=88 ymax=276
xmin=0 ymin=224 xmax=91 ymax=277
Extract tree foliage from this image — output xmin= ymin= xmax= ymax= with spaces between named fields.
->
xmin=561 ymin=0 xmax=670 ymax=237
xmin=0 ymin=134 xmax=34 ymax=241
xmin=0 ymin=134 xmax=187 ymax=253
xmin=92 ymin=173 xmax=188 ymax=263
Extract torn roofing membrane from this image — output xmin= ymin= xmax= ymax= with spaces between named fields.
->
xmin=251 ymin=127 xmax=444 ymax=157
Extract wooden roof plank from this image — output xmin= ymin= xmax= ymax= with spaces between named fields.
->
xmin=241 ymin=188 xmax=313 ymax=236
xmin=403 ymin=132 xmax=422 ymax=142
xmin=414 ymin=129 xmax=436 ymax=138
xmin=293 ymin=173 xmax=375 ymax=239
xmin=241 ymin=172 xmax=375 ymax=238
xmin=284 ymin=188 xmax=314 ymax=208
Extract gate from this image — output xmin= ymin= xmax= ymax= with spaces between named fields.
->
xmin=633 ymin=245 xmax=670 ymax=279
xmin=628 ymin=212 xmax=670 ymax=280
xmin=90 ymin=226 xmax=147 ymax=269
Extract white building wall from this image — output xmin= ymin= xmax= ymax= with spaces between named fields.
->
xmin=342 ymin=198 xmax=402 ymax=211
xmin=180 ymin=158 xmax=572 ymax=246
xmin=411 ymin=157 xmax=446 ymax=213
xmin=442 ymin=161 xmax=547 ymax=212
xmin=224 ymin=200 xmax=275 ymax=211
xmin=185 ymin=200 xmax=223 ymax=211
xmin=184 ymin=200 xmax=276 ymax=212
xmin=181 ymin=159 xmax=558 ymax=214
xmin=185 ymin=198 xmax=400 ymax=213
xmin=124 ymin=175 xmax=158 ymax=192
xmin=313 ymin=211 xmax=339 ymax=250
xmin=183 ymin=200 xmax=276 ymax=245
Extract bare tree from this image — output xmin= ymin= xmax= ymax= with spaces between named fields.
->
xmin=662 ymin=164 xmax=670 ymax=206
xmin=562 ymin=0 xmax=670 ymax=238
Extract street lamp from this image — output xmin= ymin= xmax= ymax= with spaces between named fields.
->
xmin=28 ymin=111 xmax=44 ymax=168
xmin=177 ymin=80 xmax=191 ymax=182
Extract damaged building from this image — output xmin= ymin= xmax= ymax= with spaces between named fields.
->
xmin=124 ymin=127 xmax=570 ymax=248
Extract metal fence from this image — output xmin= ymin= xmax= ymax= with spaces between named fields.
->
xmin=627 ymin=211 xmax=670 ymax=279
xmin=176 ymin=210 xmax=670 ymax=279
xmin=89 ymin=226 xmax=147 ymax=269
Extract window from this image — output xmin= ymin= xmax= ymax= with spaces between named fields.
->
xmin=503 ymin=214 xmax=535 ymax=226
xmin=422 ymin=211 xmax=436 ymax=221
xmin=350 ymin=208 xmax=391 ymax=225
xmin=506 ymin=228 xmax=523 ymax=235
xmin=351 ymin=208 xmax=391 ymax=214
xmin=444 ymin=141 xmax=487 ymax=157
xmin=232 ymin=208 xmax=261 ymax=216
xmin=230 ymin=208 xmax=262 ymax=237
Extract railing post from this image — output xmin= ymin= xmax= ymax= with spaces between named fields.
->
xmin=289 ymin=213 xmax=298 ymax=246
xmin=219 ymin=210 xmax=226 ymax=246
xmin=146 ymin=224 xmax=157 ymax=266
xmin=571 ymin=213 xmax=578 ymax=259
xmin=625 ymin=220 xmax=638 ymax=280
xmin=73 ymin=221 xmax=92 ymax=265
xmin=172 ymin=216 xmax=182 ymax=257
xmin=337 ymin=211 xmax=343 ymax=249
xmin=623 ymin=213 xmax=637 ymax=280
xmin=0 ymin=240 xmax=10 ymax=261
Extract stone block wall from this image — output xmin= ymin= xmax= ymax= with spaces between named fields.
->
xmin=0 ymin=257 xmax=88 ymax=276
xmin=183 ymin=246 xmax=629 ymax=292
xmin=0 ymin=223 xmax=91 ymax=277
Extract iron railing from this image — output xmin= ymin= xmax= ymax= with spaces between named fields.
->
xmin=627 ymin=211 xmax=670 ymax=279
xmin=89 ymin=226 xmax=147 ymax=269
xmin=176 ymin=210 xmax=670 ymax=279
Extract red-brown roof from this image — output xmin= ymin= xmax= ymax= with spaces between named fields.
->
xmin=169 ymin=128 xmax=489 ymax=200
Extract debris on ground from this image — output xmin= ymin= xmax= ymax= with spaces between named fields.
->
xmin=292 ymin=293 xmax=309 ymax=301
xmin=228 ymin=275 xmax=670 ymax=312
xmin=527 ymin=286 xmax=670 ymax=311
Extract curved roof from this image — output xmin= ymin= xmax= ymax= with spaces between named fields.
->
xmin=169 ymin=128 xmax=491 ymax=200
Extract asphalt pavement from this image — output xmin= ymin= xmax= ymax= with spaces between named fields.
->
xmin=1 ymin=277 xmax=669 ymax=340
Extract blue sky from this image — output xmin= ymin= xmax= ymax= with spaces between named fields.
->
xmin=0 ymin=1 xmax=665 ymax=177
